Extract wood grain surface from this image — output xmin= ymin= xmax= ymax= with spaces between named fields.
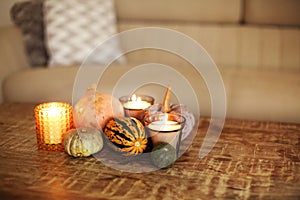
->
xmin=0 ymin=103 xmax=299 ymax=199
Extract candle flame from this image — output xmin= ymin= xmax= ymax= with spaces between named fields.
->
xmin=124 ymin=94 xmax=151 ymax=110
xmin=131 ymin=94 xmax=142 ymax=102
xmin=162 ymin=113 xmax=169 ymax=123
xmin=131 ymin=94 xmax=137 ymax=101
xmin=47 ymin=104 xmax=61 ymax=117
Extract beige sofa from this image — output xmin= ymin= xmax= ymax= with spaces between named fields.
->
xmin=0 ymin=0 xmax=300 ymax=123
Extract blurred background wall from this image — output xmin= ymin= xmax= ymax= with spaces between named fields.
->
xmin=0 ymin=0 xmax=26 ymax=27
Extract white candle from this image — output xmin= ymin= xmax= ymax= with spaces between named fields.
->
xmin=123 ymin=94 xmax=151 ymax=110
xmin=148 ymin=113 xmax=181 ymax=131
xmin=43 ymin=104 xmax=65 ymax=144
xmin=148 ymin=121 xmax=181 ymax=132
xmin=146 ymin=113 xmax=183 ymax=149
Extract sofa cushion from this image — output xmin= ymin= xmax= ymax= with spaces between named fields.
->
xmin=118 ymin=22 xmax=300 ymax=71
xmin=3 ymin=63 xmax=300 ymax=123
xmin=115 ymin=0 xmax=242 ymax=23
xmin=3 ymin=66 xmax=78 ymax=103
xmin=44 ymin=0 xmax=125 ymax=67
xmin=228 ymin=68 xmax=300 ymax=123
xmin=0 ymin=26 xmax=31 ymax=104
xmin=10 ymin=0 xmax=48 ymax=67
xmin=245 ymin=0 xmax=300 ymax=26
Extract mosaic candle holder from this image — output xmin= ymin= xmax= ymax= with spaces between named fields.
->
xmin=34 ymin=102 xmax=73 ymax=151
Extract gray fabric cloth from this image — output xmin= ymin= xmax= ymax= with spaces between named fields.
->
xmin=10 ymin=0 xmax=48 ymax=67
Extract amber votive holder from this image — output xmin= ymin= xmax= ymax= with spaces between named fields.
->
xmin=119 ymin=94 xmax=154 ymax=121
xmin=34 ymin=102 xmax=73 ymax=151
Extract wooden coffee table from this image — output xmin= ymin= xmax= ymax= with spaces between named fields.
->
xmin=0 ymin=103 xmax=299 ymax=199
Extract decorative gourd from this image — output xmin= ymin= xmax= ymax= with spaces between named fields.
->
xmin=73 ymin=85 xmax=124 ymax=130
xmin=64 ymin=127 xmax=103 ymax=157
xmin=144 ymin=86 xmax=196 ymax=140
xmin=104 ymin=117 xmax=148 ymax=155
xmin=151 ymin=142 xmax=177 ymax=168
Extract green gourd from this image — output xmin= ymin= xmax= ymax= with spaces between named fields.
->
xmin=64 ymin=127 xmax=103 ymax=157
xmin=151 ymin=142 xmax=177 ymax=168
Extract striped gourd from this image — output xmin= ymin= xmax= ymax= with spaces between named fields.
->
xmin=104 ymin=117 xmax=148 ymax=155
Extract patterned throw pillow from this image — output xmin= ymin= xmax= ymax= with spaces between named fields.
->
xmin=44 ymin=0 xmax=125 ymax=67
xmin=10 ymin=0 xmax=48 ymax=67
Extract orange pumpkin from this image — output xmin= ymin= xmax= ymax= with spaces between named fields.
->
xmin=73 ymin=85 xmax=124 ymax=130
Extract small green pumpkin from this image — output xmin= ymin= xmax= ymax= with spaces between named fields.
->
xmin=151 ymin=142 xmax=177 ymax=168
xmin=104 ymin=117 xmax=148 ymax=155
xmin=64 ymin=127 xmax=103 ymax=157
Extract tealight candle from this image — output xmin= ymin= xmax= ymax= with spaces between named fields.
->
xmin=144 ymin=113 xmax=185 ymax=157
xmin=34 ymin=102 xmax=73 ymax=151
xmin=123 ymin=94 xmax=151 ymax=109
xmin=148 ymin=118 xmax=181 ymax=132
xmin=119 ymin=94 xmax=154 ymax=121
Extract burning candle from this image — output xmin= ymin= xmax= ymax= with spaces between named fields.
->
xmin=123 ymin=94 xmax=151 ymax=109
xmin=148 ymin=114 xmax=181 ymax=131
xmin=35 ymin=102 xmax=73 ymax=151
xmin=144 ymin=113 xmax=185 ymax=157
xmin=119 ymin=94 xmax=154 ymax=121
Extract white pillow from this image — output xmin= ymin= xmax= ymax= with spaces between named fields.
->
xmin=44 ymin=0 xmax=125 ymax=67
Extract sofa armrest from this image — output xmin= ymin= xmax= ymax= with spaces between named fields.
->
xmin=0 ymin=25 xmax=31 ymax=103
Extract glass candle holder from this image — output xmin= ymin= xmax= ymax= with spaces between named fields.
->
xmin=119 ymin=94 xmax=154 ymax=121
xmin=144 ymin=113 xmax=186 ymax=157
xmin=34 ymin=102 xmax=73 ymax=151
